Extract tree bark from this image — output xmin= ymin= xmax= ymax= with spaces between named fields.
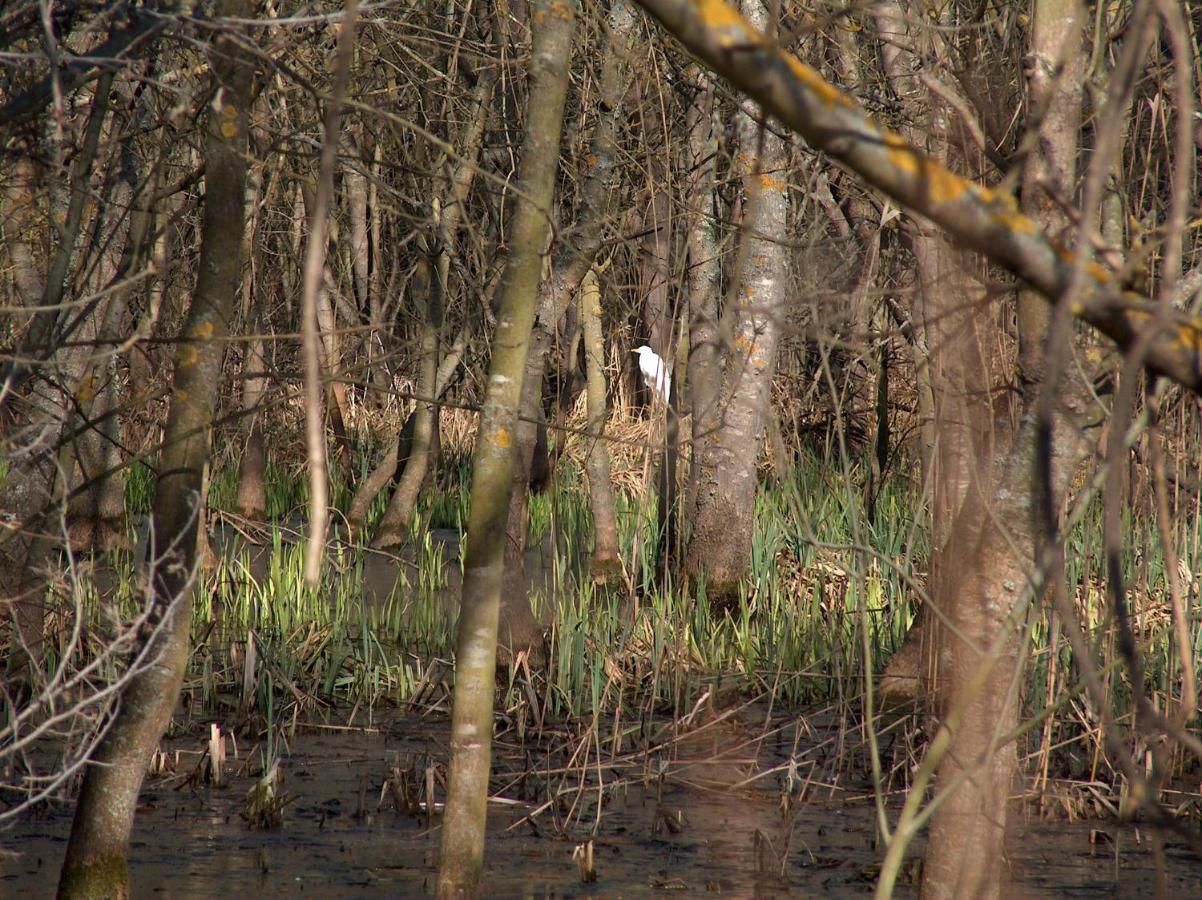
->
xmin=684 ymin=66 xmax=723 ymax=521
xmin=236 ymin=146 xmax=270 ymax=522
xmin=57 ymin=7 xmax=253 ymax=895
xmin=580 ymin=269 xmax=622 ymax=582
xmin=496 ymin=0 xmax=634 ymax=663
xmin=682 ymin=0 xmax=788 ymax=606
xmin=436 ymin=0 xmax=574 ymax=894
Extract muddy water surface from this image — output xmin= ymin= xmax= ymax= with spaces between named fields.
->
xmin=4 ymin=712 xmax=1200 ymax=898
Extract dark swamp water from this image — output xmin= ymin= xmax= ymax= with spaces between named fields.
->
xmin=5 ymin=707 xmax=1200 ymax=899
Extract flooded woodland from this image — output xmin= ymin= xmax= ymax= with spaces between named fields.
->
xmin=4 ymin=0 xmax=1202 ymax=897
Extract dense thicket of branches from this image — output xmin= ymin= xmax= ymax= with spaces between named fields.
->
xmin=2 ymin=0 xmax=1201 ymax=897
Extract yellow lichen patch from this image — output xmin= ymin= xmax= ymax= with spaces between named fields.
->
xmin=548 ymin=0 xmax=572 ymax=22
xmin=77 ymin=373 xmax=96 ymax=404
xmin=882 ymin=132 xmax=968 ymax=206
xmin=220 ymin=104 xmax=239 ymax=139
xmin=757 ymin=173 xmax=784 ymax=192
xmin=180 ymin=344 xmax=199 ymax=367
xmin=989 ymin=206 xmax=1039 ymax=236
xmin=696 ymin=0 xmax=753 ymax=37
xmin=193 ymin=320 xmax=216 ymax=339
xmin=494 ymin=427 xmax=511 ymax=449
xmin=1052 ymin=245 xmax=1112 ymax=284
xmin=782 ymin=54 xmax=852 ymax=109
xmin=1176 ymin=320 xmax=1202 ymax=353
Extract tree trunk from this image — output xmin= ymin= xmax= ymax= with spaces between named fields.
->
xmin=57 ymin=9 xmax=252 ymax=895
xmin=63 ymin=138 xmax=142 ymax=553
xmin=1 ymin=77 xmax=117 ymax=679
xmin=496 ymin=0 xmax=634 ymax=663
xmin=682 ymin=0 xmax=788 ymax=607
xmin=684 ymin=66 xmax=722 ymax=522
xmin=581 ymin=269 xmax=622 ymax=582
xmin=436 ymin=1 xmax=574 ymax=894
xmin=347 ymin=315 xmax=472 ymax=536
xmin=236 ymin=334 xmax=268 ymax=521
xmin=236 ymin=148 xmax=269 ymax=522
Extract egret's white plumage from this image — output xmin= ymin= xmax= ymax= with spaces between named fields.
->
xmin=632 ymin=345 xmax=671 ymax=404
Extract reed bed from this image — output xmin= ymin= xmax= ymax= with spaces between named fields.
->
xmin=17 ymin=428 xmax=1202 ymax=821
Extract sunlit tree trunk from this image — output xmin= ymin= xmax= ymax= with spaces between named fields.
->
xmin=498 ymin=0 xmax=632 ymax=663
xmin=436 ymin=0 xmax=575 ymax=894
xmin=57 ymin=7 xmax=253 ymax=895
xmin=580 ymin=269 xmax=621 ymax=581
xmin=682 ymin=0 xmax=788 ymax=606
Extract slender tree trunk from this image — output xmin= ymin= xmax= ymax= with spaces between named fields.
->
xmin=236 ymin=148 xmax=269 ymax=521
xmin=436 ymin=1 xmax=574 ymax=894
xmin=57 ymin=9 xmax=252 ymax=895
xmin=237 ymin=334 xmax=268 ymax=521
xmin=64 ymin=136 xmax=142 ymax=552
xmin=373 ymin=258 xmax=441 ymax=548
xmin=346 ymin=140 xmax=371 ymax=315
xmin=496 ymin=0 xmax=633 ymax=662
xmin=581 ymin=270 xmax=622 ymax=581
xmin=682 ymin=0 xmax=788 ymax=606
xmin=347 ymin=314 xmax=472 ymax=535
xmin=1018 ymin=0 xmax=1085 ymax=399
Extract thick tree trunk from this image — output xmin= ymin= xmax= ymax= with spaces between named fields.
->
xmin=868 ymin=2 xmax=1090 ymax=897
xmin=436 ymin=1 xmax=574 ymax=894
xmin=57 ymin=10 xmax=252 ymax=895
xmin=682 ymin=0 xmax=788 ymax=606
xmin=683 ymin=66 xmax=722 ymax=523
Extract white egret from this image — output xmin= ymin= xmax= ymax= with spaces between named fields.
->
xmin=632 ymin=344 xmax=671 ymax=405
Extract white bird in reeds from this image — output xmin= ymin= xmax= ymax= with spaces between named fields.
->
xmin=632 ymin=344 xmax=671 ymax=405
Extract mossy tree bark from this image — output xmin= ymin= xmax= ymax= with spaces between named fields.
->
xmin=435 ymin=0 xmax=575 ymax=895
xmin=497 ymin=0 xmax=632 ymax=665
xmin=57 ymin=6 xmax=253 ymax=896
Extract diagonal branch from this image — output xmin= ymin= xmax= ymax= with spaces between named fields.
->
xmin=632 ymin=0 xmax=1202 ymax=393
